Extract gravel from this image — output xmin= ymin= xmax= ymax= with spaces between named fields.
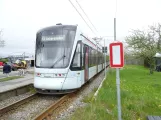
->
xmin=55 ymin=71 xmax=105 ymax=120
xmin=0 ymin=92 xmax=34 ymax=109
xmin=0 ymin=95 xmax=62 ymax=120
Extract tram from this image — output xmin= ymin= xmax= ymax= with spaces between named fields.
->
xmin=34 ymin=24 xmax=107 ymax=94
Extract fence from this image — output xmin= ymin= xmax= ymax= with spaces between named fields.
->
xmin=125 ymin=58 xmax=144 ymax=65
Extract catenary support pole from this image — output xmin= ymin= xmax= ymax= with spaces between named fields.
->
xmin=114 ymin=18 xmax=122 ymax=120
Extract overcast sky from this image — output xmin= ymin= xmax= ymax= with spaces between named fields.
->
xmin=0 ymin=0 xmax=161 ymax=57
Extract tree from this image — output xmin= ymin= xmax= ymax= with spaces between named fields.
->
xmin=125 ymin=23 xmax=161 ymax=74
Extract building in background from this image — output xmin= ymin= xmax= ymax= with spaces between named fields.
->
xmin=154 ymin=53 xmax=161 ymax=72
xmin=25 ymin=56 xmax=34 ymax=67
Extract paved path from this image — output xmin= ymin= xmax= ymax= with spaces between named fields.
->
xmin=0 ymin=71 xmax=19 ymax=78
xmin=147 ymin=116 xmax=161 ymax=120
xmin=0 ymin=67 xmax=34 ymax=78
xmin=0 ymin=75 xmax=34 ymax=93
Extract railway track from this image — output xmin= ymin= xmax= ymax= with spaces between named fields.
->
xmin=0 ymin=93 xmax=38 ymax=116
xmin=0 ymin=69 xmax=107 ymax=120
xmin=0 ymin=88 xmax=74 ymax=120
xmin=0 ymin=92 xmax=63 ymax=119
xmin=33 ymin=93 xmax=74 ymax=120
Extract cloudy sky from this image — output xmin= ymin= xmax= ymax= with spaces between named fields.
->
xmin=0 ymin=0 xmax=161 ymax=57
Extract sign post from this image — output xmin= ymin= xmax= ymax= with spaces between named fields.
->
xmin=109 ymin=42 xmax=124 ymax=120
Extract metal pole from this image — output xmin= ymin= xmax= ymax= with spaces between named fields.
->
xmin=104 ymin=39 xmax=106 ymax=78
xmin=114 ymin=18 xmax=116 ymax=41
xmin=23 ymin=52 xmax=25 ymax=60
xmin=116 ymin=68 xmax=121 ymax=120
xmin=114 ymin=18 xmax=122 ymax=120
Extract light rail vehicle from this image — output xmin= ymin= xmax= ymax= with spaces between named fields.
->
xmin=34 ymin=24 xmax=108 ymax=94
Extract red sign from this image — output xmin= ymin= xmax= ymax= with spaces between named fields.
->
xmin=109 ymin=42 xmax=124 ymax=68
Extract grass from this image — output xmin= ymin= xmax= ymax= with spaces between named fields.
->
xmin=69 ymin=65 xmax=161 ymax=120
xmin=0 ymin=76 xmax=24 ymax=82
xmin=28 ymin=85 xmax=36 ymax=94
xmin=82 ymin=87 xmax=98 ymax=103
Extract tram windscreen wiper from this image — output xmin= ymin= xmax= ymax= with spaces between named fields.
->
xmin=50 ymin=55 xmax=66 ymax=68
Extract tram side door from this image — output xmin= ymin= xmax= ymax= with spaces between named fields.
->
xmin=84 ymin=45 xmax=89 ymax=82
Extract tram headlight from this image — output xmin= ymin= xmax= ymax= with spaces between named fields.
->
xmin=36 ymin=73 xmax=41 ymax=77
xmin=54 ymin=73 xmax=66 ymax=77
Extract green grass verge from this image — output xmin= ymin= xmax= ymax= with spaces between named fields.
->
xmin=28 ymin=85 xmax=36 ymax=94
xmin=0 ymin=76 xmax=24 ymax=82
xmin=82 ymin=87 xmax=98 ymax=103
xmin=69 ymin=65 xmax=161 ymax=120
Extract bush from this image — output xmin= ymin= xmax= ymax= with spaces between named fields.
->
xmin=0 ymin=58 xmax=8 ymax=63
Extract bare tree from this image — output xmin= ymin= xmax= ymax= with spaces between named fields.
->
xmin=125 ymin=23 xmax=161 ymax=74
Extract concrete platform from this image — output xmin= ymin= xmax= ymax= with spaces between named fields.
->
xmin=0 ymin=67 xmax=34 ymax=78
xmin=0 ymin=75 xmax=34 ymax=101
xmin=0 ymin=75 xmax=34 ymax=93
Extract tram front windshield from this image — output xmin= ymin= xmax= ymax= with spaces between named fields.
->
xmin=36 ymin=26 xmax=76 ymax=68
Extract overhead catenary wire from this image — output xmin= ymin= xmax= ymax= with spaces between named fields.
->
xmin=68 ymin=0 xmax=97 ymax=36
xmin=75 ymin=0 xmax=98 ymax=33
xmin=115 ymin=0 xmax=117 ymax=18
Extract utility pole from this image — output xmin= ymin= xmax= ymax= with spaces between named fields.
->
xmin=114 ymin=18 xmax=122 ymax=120
xmin=23 ymin=52 xmax=25 ymax=60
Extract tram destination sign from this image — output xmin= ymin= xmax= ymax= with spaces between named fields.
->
xmin=42 ymin=35 xmax=65 ymax=41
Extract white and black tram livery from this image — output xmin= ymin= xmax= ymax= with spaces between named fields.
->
xmin=34 ymin=24 xmax=106 ymax=94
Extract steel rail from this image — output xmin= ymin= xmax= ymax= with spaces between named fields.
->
xmin=33 ymin=94 xmax=72 ymax=120
xmin=0 ymin=93 xmax=38 ymax=116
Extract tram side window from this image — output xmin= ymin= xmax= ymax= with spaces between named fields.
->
xmin=82 ymin=44 xmax=84 ymax=69
xmin=89 ymin=47 xmax=92 ymax=67
xmin=95 ymin=50 xmax=97 ymax=65
xmin=100 ymin=53 xmax=101 ymax=63
xmin=89 ymin=48 xmax=92 ymax=67
xmin=98 ymin=52 xmax=101 ymax=64
xmin=94 ymin=50 xmax=97 ymax=65
xmin=72 ymin=43 xmax=81 ymax=67
xmin=91 ymin=49 xmax=95 ymax=66
xmin=101 ymin=54 xmax=102 ymax=64
xmin=102 ymin=53 xmax=104 ymax=63
xmin=97 ymin=51 xmax=99 ymax=64
xmin=91 ymin=49 xmax=93 ymax=66
xmin=97 ymin=50 xmax=99 ymax=64
xmin=100 ymin=52 xmax=102 ymax=64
